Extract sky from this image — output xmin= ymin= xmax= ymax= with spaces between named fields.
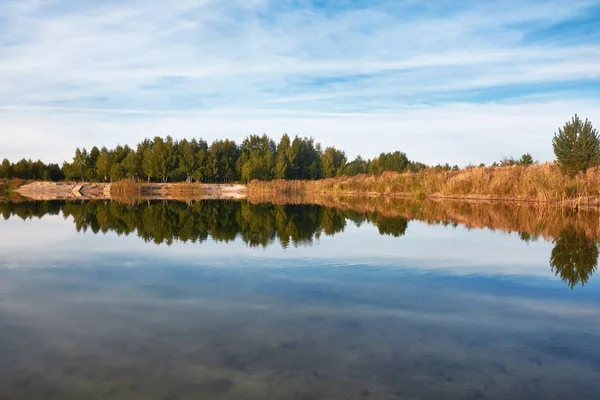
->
xmin=0 ymin=0 xmax=599 ymax=166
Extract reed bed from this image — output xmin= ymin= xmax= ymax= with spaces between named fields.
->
xmin=110 ymin=180 xmax=209 ymax=203
xmin=247 ymin=163 xmax=600 ymax=206
xmin=109 ymin=178 xmax=143 ymax=197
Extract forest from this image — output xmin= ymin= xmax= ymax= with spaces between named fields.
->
xmin=0 ymin=134 xmax=428 ymax=183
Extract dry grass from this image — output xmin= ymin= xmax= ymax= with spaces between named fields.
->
xmin=110 ymin=178 xmax=143 ymax=197
xmin=247 ymin=163 xmax=600 ymax=205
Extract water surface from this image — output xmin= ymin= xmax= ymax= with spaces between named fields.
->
xmin=1 ymin=200 xmax=599 ymax=399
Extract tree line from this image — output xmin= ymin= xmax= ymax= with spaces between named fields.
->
xmin=0 ymin=134 xmax=426 ymax=183
xmin=2 ymin=114 xmax=597 ymax=182
xmin=0 ymin=158 xmax=64 ymax=181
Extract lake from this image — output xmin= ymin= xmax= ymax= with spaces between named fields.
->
xmin=1 ymin=199 xmax=599 ymax=399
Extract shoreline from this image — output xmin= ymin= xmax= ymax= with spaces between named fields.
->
xmin=13 ymin=181 xmax=247 ymax=201
xmin=6 ymin=179 xmax=599 ymax=209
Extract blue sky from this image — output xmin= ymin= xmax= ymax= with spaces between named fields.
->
xmin=0 ymin=0 xmax=599 ymax=165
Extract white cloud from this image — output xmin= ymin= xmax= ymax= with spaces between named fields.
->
xmin=0 ymin=0 xmax=599 ymax=164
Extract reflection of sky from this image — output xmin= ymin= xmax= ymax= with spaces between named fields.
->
xmin=1 ymin=212 xmax=600 ymax=399
xmin=0 ymin=212 xmax=570 ymax=278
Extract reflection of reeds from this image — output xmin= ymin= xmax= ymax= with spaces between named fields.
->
xmin=247 ymin=191 xmax=600 ymax=241
xmin=247 ymin=164 xmax=600 ymax=206
xmin=110 ymin=180 xmax=206 ymax=200
xmin=110 ymin=178 xmax=143 ymax=196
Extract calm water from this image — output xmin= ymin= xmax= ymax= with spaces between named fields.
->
xmin=1 ymin=200 xmax=599 ymax=399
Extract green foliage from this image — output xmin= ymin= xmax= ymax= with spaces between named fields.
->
xmin=519 ymin=153 xmax=534 ymax=166
xmin=553 ymin=115 xmax=600 ymax=175
xmin=369 ymin=151 xmax=409 ymax=174
xmin=321 ymin=147 xmax=347 ymax=178
xmin=344 ymin=156 xmax=368 ymax=176
xmin=496 ymin=154 xmax=535 ymax=167
xmin=290 ymin=136 xmax=322 ymax=180
xmin=237 ymin=135 xmax=276 ymax=182
xmin=8 ymin=134 xmax=425 ymax=183
xmin=0 ymin=158 xmax=64 ymax=181
xmin=96 ymin=148 xmax=111 ymax=181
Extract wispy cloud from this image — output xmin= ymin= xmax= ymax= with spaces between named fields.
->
xmin=0 ymin=0 xmax=599 ymax=164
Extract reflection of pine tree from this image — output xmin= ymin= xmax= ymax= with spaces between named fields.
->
xmin=550 ymin=226 xmax=599 ymax=289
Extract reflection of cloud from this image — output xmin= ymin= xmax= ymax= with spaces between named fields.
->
xmin=1 ymin=252 xmax=600 ymax=399
xmin=0 ymin=214 xmax=559 ymax=282
xmin=1 ymin=0 xmax=599 ymax=164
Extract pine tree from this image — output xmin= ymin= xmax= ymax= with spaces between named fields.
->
xmin=519 ymin=153 xmax=534 ymax=166
xmin=553 ymin=115 xmax=600 ymax=175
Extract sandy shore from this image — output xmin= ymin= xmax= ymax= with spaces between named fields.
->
xmin=15 ymin=181 xmax=247 ymax=201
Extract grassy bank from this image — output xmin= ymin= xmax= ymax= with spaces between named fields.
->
xmin=247 ymin=163 xmax=600 ymax=205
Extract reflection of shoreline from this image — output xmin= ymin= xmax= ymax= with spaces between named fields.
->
xmin=13 ymin=181 xmax=246 ymax=201
xmin=2 ymin=198 xmax=599 ymax=289
xmin=247 ymin=193 xmax=600 ymax=242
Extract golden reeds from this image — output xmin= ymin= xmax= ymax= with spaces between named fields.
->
xmin=247 ymin=163 xmax=600 ymax=206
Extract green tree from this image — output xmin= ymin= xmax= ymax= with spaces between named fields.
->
xmin=0 ymin=158 xmax=11 ymax=178
xmin=46 ymin=163 xmax=64 ymax=181
xmin=321 ymin=146 xmax=347 ymax=178
xmin=193 ymin=139 xmax=210 ymax=182
xmin=344 ymin=155 xmax=368 ymax=176
xmin=275 ymin=134 xmax=293 ymax=179
xmin=290 ymin=136 xmax=322 ymax=180
xmin=87 ymin=146 xmax=100 ymax=180
xmin=369 ymin=151 xmax=408 ymax=174
xmin=519 ymin=153 xmax=534 ymax=166
xmin=96 ymin=147 xmax=112 ymax=182
xmin=142 ymin=147 xmax=156 ymax=182
xmin=553 ymin=115 xmax=600 ymax=175
xmin=237 ymin=134 xmax=276 ymax=182
xmin=122 ymin=150 xmax=138 ymax=179
xmin=208 ymin=139 xmax=239 ymax=182
xmin=110 ymin=163 xmax=125 ymax=181
xmin=178 ymin=139 xmax=199 ymax=182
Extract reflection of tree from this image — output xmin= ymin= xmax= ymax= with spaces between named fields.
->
xmin=0 ymin=200 xmax=409 ymax=248
xmin=550 ymin=226 xmax=599 ymax=289
xmin=519 ymin=232 xmax=539 ymax=244
xmin=373 ymin=215 xmax=408 ymax=237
